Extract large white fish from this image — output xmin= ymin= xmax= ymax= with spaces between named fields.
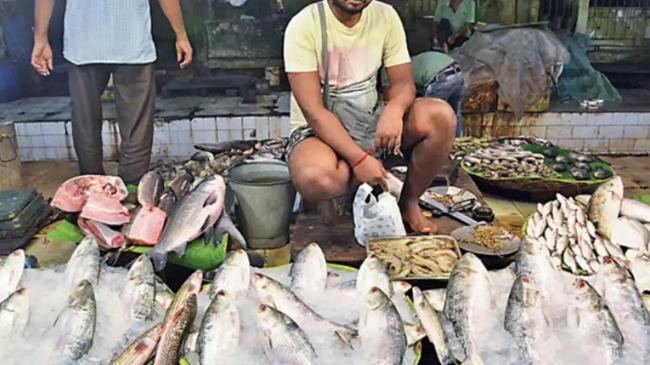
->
xmin=197 ymin=290 xmax=240 ymax=365
xmin=567 ymin=279 xmax=623 ymax=365
xmin=123 ymin=255 xmax=156 ymax=321
xmin=443 ymin=253 xmax=490 ymax=365
xmin=620 ymin=198 xmax=650 ymax=223
xmin=64 ymin=236 xmax=100 ymax=290
xmin=357 ymin=255 xmax=393 ymax=298
xmin=359 ymin=287 xmax=407 ymax=365
xmin=289 ymin=243 xmax=327 ymax=302
xmin=599 ymin=256 xmax=650 ymax=362
xmin=587 ymin=176 xmax=623 ymax=239
xmin=505 ymin=274 xmax=551 ymax=365
xmin=58 ymin=280 xmax=97 ymax=362
xmin=412 ymin=287 xmax=453 ymax=365
xmin=208 ymin=249 xmax=250 ymax=299
xmin=257 ymin=304 xmax=317 ymax=365
xmin=149 ymin=176 xmax=226 ymax=271
xmin=610 ymin=216 xmax=649 ymax=250
xmin=252 ymin=273 xmax=356 ymax=345
xmin=0 ymin=249 xmax=25 ymax=303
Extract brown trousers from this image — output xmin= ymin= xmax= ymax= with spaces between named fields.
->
xmin=68 ymin=63 xmax=155 ymax=185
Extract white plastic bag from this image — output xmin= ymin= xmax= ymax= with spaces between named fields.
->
xmin=353 ymin=183 xmax=406 ymax=246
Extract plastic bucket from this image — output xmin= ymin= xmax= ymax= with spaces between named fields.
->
xmin=227 ymin=160 xmax=296 ymax=249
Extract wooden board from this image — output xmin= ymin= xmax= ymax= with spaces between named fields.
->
xmin=290 ymin=169 xmax=488 ymax=266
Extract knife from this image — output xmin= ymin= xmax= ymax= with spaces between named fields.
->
xmin=419 ymin=194 xmax=481 ymax=227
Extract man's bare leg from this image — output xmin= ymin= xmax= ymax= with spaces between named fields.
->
xmin=288 ymin=137 xmax=351 ymax=201
xmin=400 ymin=98 xmax=457 ymax=233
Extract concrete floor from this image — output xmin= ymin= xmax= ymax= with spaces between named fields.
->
xmin=17 ymin=156 xmax=650 ymax=230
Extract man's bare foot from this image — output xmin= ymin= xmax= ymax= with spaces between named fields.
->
xmin=400 ymin=201 xmax=438 ymax=234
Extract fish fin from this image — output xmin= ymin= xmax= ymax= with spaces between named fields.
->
xmin=172 ymin=242 xmax=188 ymax=257
xmin=334 ymin=328 xmax=357 ymax=350
xmin=215 ymin=213 xmax=247 ymax=249
xmin=147 ymin=249 xmax=168 ymax=272
xmin=199 ymin=216 xmax=214 ymax=235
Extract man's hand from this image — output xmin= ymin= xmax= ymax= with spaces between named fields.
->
xmin=352 ymin=154 xmax=388 ymax=191
xmin=375 ymin=104 xmax=404 ymax=154
xmin=176 ymin=35 xmax=193 ymax=69
xmin=31 ymin=39 xmax=53 ymax=76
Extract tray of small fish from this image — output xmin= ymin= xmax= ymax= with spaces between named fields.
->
xmin=366 ymin=235 xmax=461 ymax=280
xmin=460 ymin=137 xmax=616 ymax=201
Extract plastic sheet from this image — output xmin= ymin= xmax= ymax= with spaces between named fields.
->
xmin=452 ymin=27 xmax=570 ymax=119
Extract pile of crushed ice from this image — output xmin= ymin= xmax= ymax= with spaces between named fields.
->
xmin=0 ymin=265 xmax=168 ymax=365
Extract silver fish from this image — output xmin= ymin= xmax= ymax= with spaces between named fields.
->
xmin=423 ymin=289 xmax=447 ymax=312
xmin=599 ymin=257 xmax=650 ymax=362
xmin=505 ymin=274 xmax=549 ymax=365
xmin=155 ymin=294 xmax=197 ymax=365
xmin=0 ymin=249 xmax=25 ymax=303
xmin=0 ymin=287 xmax=29 ymax=337
xmin=413 ymin=287 xmax=453 ymax=365
xmin=198 ymin=290 xmax=240 ymax=365
xmin=588 ymin=176 xmax=624 ymax=239
xmin=290 ymin=243 xmax=327 ymax=302
xmin=515 ymin=238 xmax=558 ymax=297
xmin=59 ymin=280 xmax=96 ymax=362
xmin=603 ymin=240 xmax=627 ymax=264
xmin=257 ymin=304 xmax=317 ymax=365
xmin=138 ymin=170 xmax=164 ymax=207
xmin=620 ymin=198 xmax=650 ymax=224
xmin=443 ymin=253 xmax=490 ymax=365
xmin=149 ymin=176 xmax=226 ymax=271
xmin=252 ymin=273 xmax=356 ymax=345
xmin=359 ymin=287 xmax=407 ymax=365
xmin=64 ymin=236 xmax=100 ymax=290
xmin=593 ymin=237 xmax=609 ymax=258
xmin=357 ymin=255 xmax=393 ymax=298
xmin=567 ymin=279 xmax=623 ymax=365
xmin=555 ymin=236 xmax=569 ymax=255
xmin=123 ymin=255 xmax=156 ymax=321
xmin=208 ymin=249 xmax=250 ymax=299
xmin=110 ymin=323 xmax=164 ymax=365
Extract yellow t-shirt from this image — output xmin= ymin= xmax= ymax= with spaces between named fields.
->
xmin=283 ymin=0 xmax=411 ymax=129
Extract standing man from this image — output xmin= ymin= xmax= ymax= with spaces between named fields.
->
xmin=31 ymin=0 xmax=193 ymax=184
xmin=284 ymin=0 xmax=456 ymax=233
xmin=433 ymin=0 xmax=476 ymax=49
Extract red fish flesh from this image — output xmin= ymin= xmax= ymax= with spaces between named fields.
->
xmin=127 ymin=206 xmax=167 ymax=246
xmin=78 ymin=217 xmax=127 ymax=249
xmin=51 ymin=175 xmax=128 ymax=212
xmin=80 ymin=193 xmax=130 ymax=225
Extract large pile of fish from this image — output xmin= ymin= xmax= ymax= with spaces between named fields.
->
xmin=415 ymin=241 xmax=650 ymax=365
xmin=525 ymin=176 xmax=650 ymax=275
xmin=0 ymin=238 xmax=173 ymax=365
xmin=462 ymin=145 xmax=554 ymax=179
xmin=51 ymin=172 xmax=246 ymax=271
xmin=155 ymin=138 xmax=287 ymax=181
xmin=2 ymin=241 xmax=422 ymax=364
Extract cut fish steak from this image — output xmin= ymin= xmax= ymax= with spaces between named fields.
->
xmin=80 ymin=193 xmax=130 ymax=226
xmin=52 ymin=175 xmax=127 ymax=212
xmin=126 ymin=206 xmax=167 ymax=246
xmin=78 ymin=217 xmax=126 ymax=249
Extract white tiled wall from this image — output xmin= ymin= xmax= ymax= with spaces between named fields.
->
xmin=509 ymin=112 xmax=650 ymax=154
xmin=15 ymin=116 xmax=291 ymax=162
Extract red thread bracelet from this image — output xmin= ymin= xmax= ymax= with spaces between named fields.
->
xmin=351 ymin=153 xmax=369 ymax=168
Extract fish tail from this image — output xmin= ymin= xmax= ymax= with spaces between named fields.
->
xmin=147 ymin=248 xmax=168 ymax=272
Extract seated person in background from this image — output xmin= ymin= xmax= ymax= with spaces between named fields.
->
xmin=381 ymin=29 xmax=466 ymax=137
xmin=433 ymin=0 xmax=476 ymax=49
xmin=284 ymin=0 xmax=457 ymax=234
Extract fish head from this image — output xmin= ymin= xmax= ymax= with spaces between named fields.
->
xmin=225 ymin=249 xmax=250 ymax=268
xmin=69 ymin=280 xmax=94 ymax=307
xmin=392 ymin=281 xmax=412 ymax=295
xmin=215 ymin=289 xmax=235 ymax=305
xmin=186 ymin=271 xmax=204 ymax=295
xmin=256 ymin=303 xmax=281 ymax=329
xmin=411 ymin=287 xmax=425 ymax=307
xmin=8 ymin=249 xmax=25 ymax=261
xmin=365 ymin=287 xmax=390 ymax=310
xmin=572 ymin=278 xmax=602 ymax=308
xmin=128 ymin=255 xmax=152 ymax=279
xmin=600 ymin=256 xmax=629 ymax=282
xmin=251 ymin=273 xmax=278 ymax=302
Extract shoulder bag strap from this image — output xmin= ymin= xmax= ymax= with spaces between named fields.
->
xmin=317 ymin=1 xmax=330 ymax=107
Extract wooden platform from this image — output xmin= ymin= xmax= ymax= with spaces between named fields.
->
xmin=290 ymin=169 xmax=486 ymax=267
